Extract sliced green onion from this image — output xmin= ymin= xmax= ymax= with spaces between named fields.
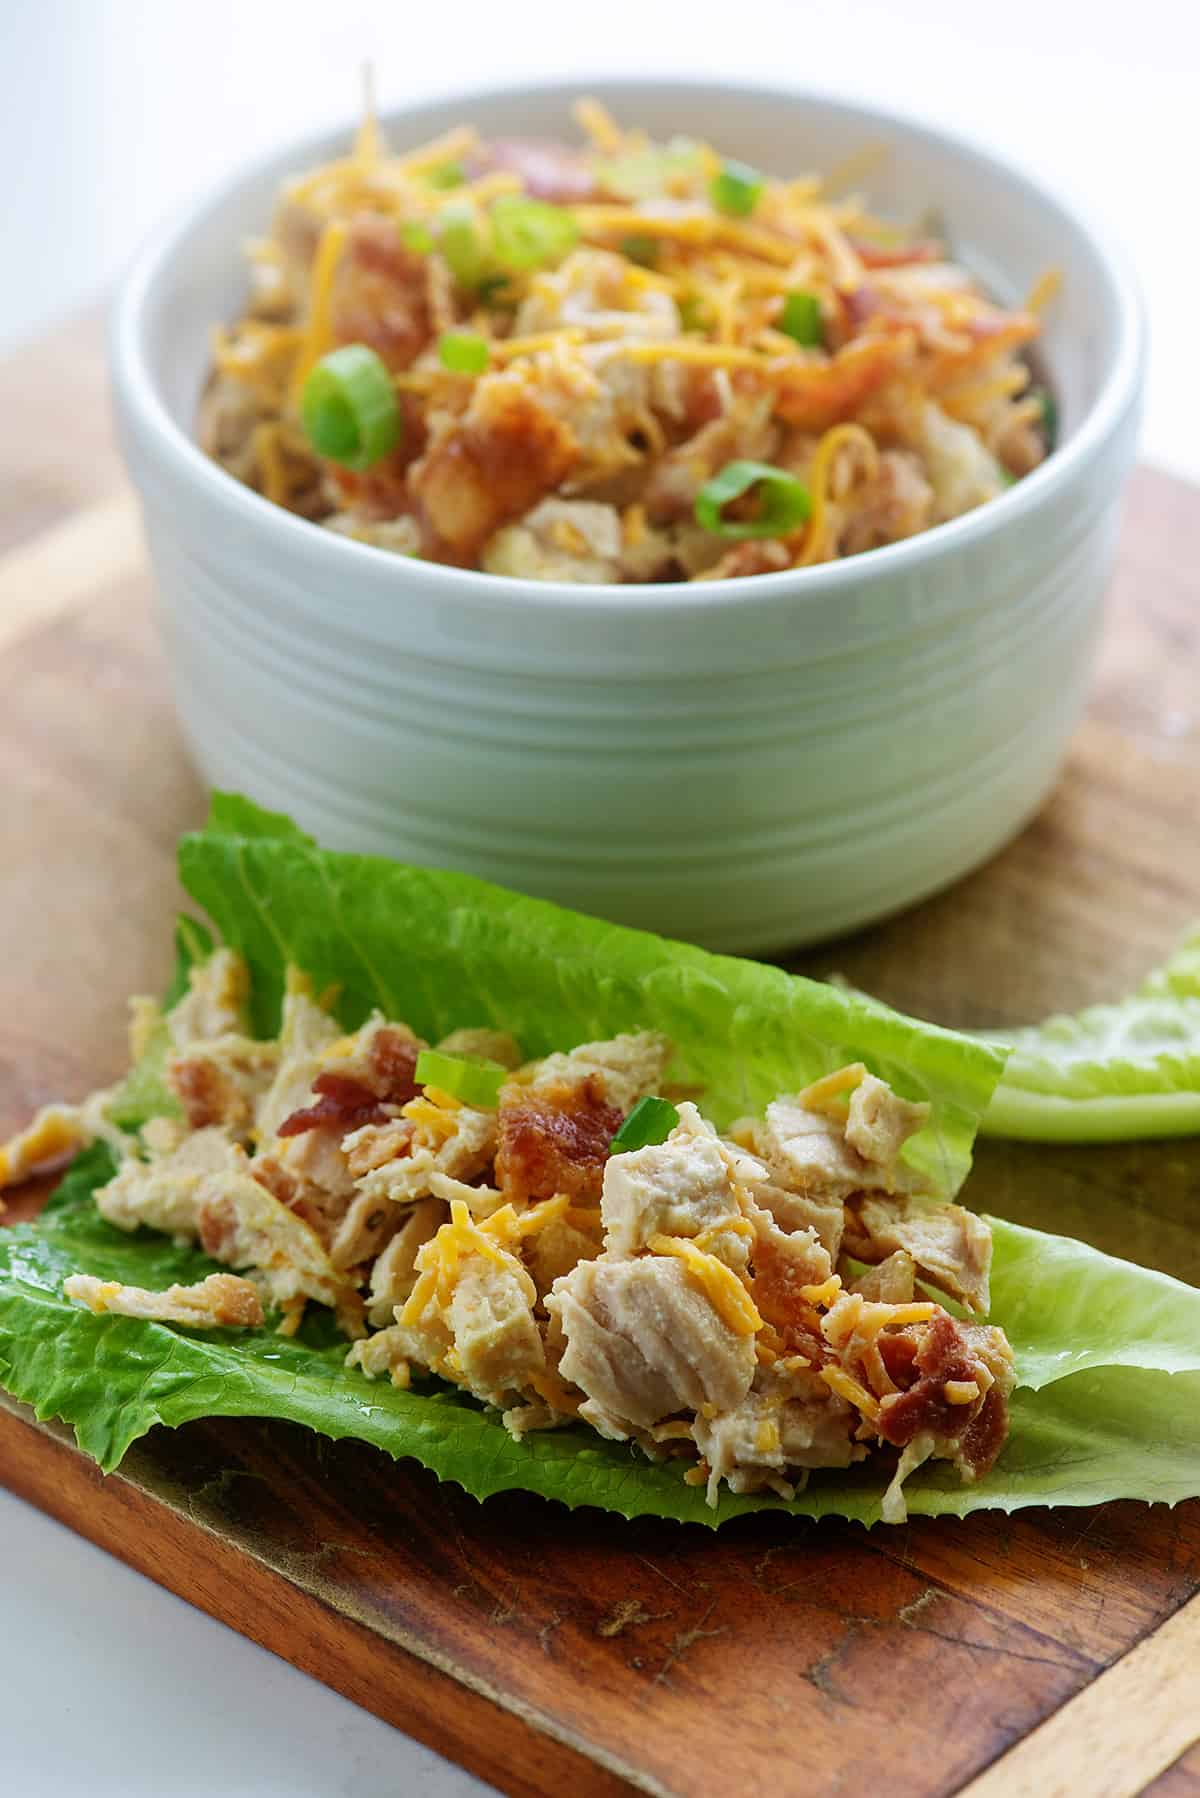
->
xmin=709 ymin=158 xmax=765 ymax=218
xmin=300 ymin=344 xmax=401 ymax=470
xmin=778 ymin=291 xmax=823 ymax=346
xmin=414 ymin=1049 xmax=507 ymax=1109
xmin=677 ymin=294 xmax=707 ymax=332
xmin=695 ymin=460 xmax=812 ymax=540
xmin=438 ymin=331 xmax=490 ymax=374
xmin=426 ymin=159 xmax=465 ymax=190
xmin=490 ymin=195 xmax=579 ymax=272
xmin=477 ymin=273 xmax=512 ymax=304
xmin=399 ymin=221 xmax=435 ymax=254
xmin=594 ymin=141 xmax=703 ymax=201
xmin=1034 ymin=385 xmax=1059 ymax=450
xmin=436 ymin=204 xmax=491 ymax=289
xmin=621 ymin=233 xmax=659 ymax=268
xmin=610 ymin=1095 xmax=680 ymax=1154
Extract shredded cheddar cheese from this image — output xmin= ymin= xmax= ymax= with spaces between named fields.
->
xmin=528 ymin=1368 xmax=583 ymax=1414
xmin=799 ymin=1275 xmax=843 ymax=1308
xmin=1026 ymin=266 xmax=1063 ymax=313
xmin=693 ymin=1214 xmax=755 ymax=1254
xmin=797 ymin=423 xmax=880 ymax=566
xmin=821 ymin=1365 xmax=881 ymax=1421
xmin=253 ymin=423 xmax=292 ymax=507
xmin=755 ymin=1418 xmax=782 ymax=1456
xmin=795 ymin=1063 xmax=867 ymax=1114
xmin=573 ymin=97 xmax=625 ymax=154
xmin=647 ymin=1233 xmax=763 ymax=1336
xmin=288 ymin=218 xmax=349 ymax=405
xmin=402 ymin=1198 xmax=536 ymax=1325
xmin=395 ymin=125 xmax=480 ymax=178
xmin=570 ymin=205 xmax=799 ymax=266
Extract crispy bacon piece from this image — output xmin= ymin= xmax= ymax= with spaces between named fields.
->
xmin=496 ymin=1075 xmax=624 ymax=1206
xmin=954 ymin=1382 xmax=1010 ymax=1480
xmin=746 ymin=1228 xmax=831 ymax=1346
xmin=370 ymin=1028 xmax=423 ymax=1098
xmin=412 ymin=373 xmax=578 ymax=562
xmin=277 ymin=1073 xmax=393 ymax=1138
xmin=332 ymin=214 xmax=433 ymax=372
xmin=467 ymin=138 xmax=601 ymax=204
xmin=197 ymin=1194 xmax=238 ymax=1260
xmin=277 ymin=1029 xmax=422 ymax=1138
xmin=773 ymin=332 xmax=916 ymax=432
xmin=169 ymin=1058 xmax=228 ymax=1131
xmin=847 ymin=236 xmax=942 ymax=269
xmin=876 ymin=1309 xmax=1008 ymax=1478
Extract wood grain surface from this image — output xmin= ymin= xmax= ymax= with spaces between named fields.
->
xmin=1 ymin=318 xmax=1199 ymax=1797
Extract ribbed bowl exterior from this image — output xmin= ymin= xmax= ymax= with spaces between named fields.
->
xmin=112 ymin=80 xmax=1145 ymax=953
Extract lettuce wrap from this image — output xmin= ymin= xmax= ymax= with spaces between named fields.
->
xmin=1 ymin=794 xmax=1198 ymax=1526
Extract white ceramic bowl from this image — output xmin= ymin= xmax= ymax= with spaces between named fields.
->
xmin=112 ymin=78 xmax=1144 ymax=954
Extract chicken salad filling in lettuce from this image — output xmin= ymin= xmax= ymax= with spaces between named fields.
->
xmin=1 ymin=949 xmax=1013 ymax=1522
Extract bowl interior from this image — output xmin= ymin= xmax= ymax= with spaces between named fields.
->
xmin=136 ymin=79 xmax=1126 ymax=477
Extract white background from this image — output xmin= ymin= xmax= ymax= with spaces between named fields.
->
xmin=1 ymin=3 xmax=1197 ymax=1794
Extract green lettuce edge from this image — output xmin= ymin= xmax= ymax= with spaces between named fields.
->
xmin=3 ymin=1149 xmax=1200 ymax=1526
xmin=983 ymin=927 xmax=1200 ymax=1142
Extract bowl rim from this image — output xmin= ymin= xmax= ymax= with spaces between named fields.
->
xmin=112 ymin=72 xmax=1146 ymax=619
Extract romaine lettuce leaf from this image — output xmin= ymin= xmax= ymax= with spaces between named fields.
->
xmin=3 ymin=1150 xmax=1199 ymax=1523
xmin=983 ymin=926 xmax=1200 ymax=1141
xmin=179 ymin=794 xmax=1005 ymax=1199
xmin=2 ymin=794 xmax=1199 ymax=1526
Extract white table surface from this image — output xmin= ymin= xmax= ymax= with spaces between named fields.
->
xmin=2 ymin=2 xmax=1198 ymax=1793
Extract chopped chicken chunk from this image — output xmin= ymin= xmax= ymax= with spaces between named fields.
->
xmin=483 ymin=498 xmax=624 ymax=583
xmin=401 ymin=1208 xmax=545 ymax=1404
xmin=843 ymin=1191 xmax=992 ymax=1314
xmin=548 ymin=1256 xmax=756 ymax=1432
xmin=96 ymin=1126 xmax=242 ymax=1240
xmin=194 ymin=1151 xmax=357 ymax=1317
xmin=366 ymin=1197 xmax=444 ymax=1327
xmin=845 ymin=1073 xmax=930 ymax=1167
xmin=435 ymin=1027 xmax=522 ymax=1069
xmin=851 ymin=1249 xmax=917 ymax=1304
xmin=601 ymin=1101 xmax=750 ymax=1265
xmin=743 ymin=1174 xmax=845 ymax=1262
xmin=356 ymin=1101 xmax=496 ymax=1206
xmin=693 ymin=1361 xmax=860 ymax=1503
xmin=757 ymin=1088 xmax=923 ymax=1203
xmin=167 ymin=947 xmax=251 ymax=1048
xmin=530 ymin=1031 xmax=671 ymax=1113
xmin=166 ymin=1035 xmax=280 ymax=1135
xmin=904 ymin=398 xmax=1006 ymax=521
xmin=746 ymin=1211 xmax=834 ymax=1334
xmin=64 ymin=1271 xmax=263 ymax=1329
xmin=412 ymin=368 xmax=578 ymax=561
xmin=255 ymin=981 xmax=343 ymax=1140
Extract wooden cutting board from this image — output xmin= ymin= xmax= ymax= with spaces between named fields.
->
xmin=1 ymin=317 xmax=1199 ymax=1798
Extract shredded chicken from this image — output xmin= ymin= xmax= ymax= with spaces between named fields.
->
xmin=64 ymin=1272 xmax=264 ymax=1329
